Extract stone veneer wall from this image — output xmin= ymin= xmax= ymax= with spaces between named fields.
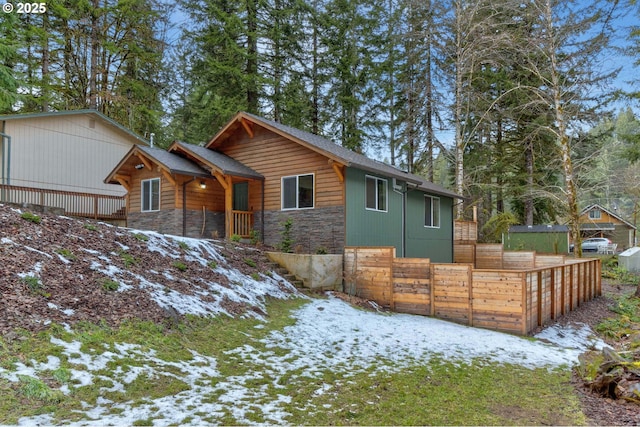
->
xmin=261 ymin=206 xmax=345 ymax=254
xmin=128 ymin=209 xmax=224 ymax=238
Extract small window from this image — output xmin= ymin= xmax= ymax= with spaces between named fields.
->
xmin=589 ymin=209 xmax=601 ymax=219
xmin=365 ymin=176 xmax=387 ymax=212
xmin=282 ymin=174 xmax=314 ymax=210
xmin=425 ymin=195 xmax=440 ymax=228
xmin=141 ymin=178 xmax=160 ymax=212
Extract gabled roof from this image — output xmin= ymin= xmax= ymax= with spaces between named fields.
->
xmin=580 ymin=204 xmax=636 ymax=230
xmin=509 ymin=225 xmax=569 ymax=233
xmin=206 ymin=112 xmax=461 ymax=199
xmin=104 ymin=145 xmax=210 ymax=185
xmin=169 ymin=141 xmax=263 ymax=180
xmin=0 ymin=109 xmax=148 ymax=146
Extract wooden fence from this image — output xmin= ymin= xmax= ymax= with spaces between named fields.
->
xmin=344 ymin=246 xmax=601 ymax=335
xmin=0 ymin=184 xmax=126 ymax=220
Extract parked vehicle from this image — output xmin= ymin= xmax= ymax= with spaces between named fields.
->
xmin=570 ymin=237 xmax=613 ymax=253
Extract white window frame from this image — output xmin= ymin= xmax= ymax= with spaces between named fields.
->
xmin=281 ymin=173 xmax=315 ymax=210
xmin=141 ymin=178 xmax=160 ymax=212
xmin=589 ymin=209 xmax=601 ymax=219
xmin=424 ymin=195 xmax=440 ymax=228
xmin=365 ymin=175 xmax=388 ymax=212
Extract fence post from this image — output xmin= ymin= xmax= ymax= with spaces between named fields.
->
xmin=467 ymin=265 xmax=473 ymax=327
xmin=389 ymin=248 xmax=395 ymax=311
xmin=537 ymin=271 xmax=543 ymax=327
xmin=521 ymin=272 xmax=528 ymax=335
xmin=550 ymin=267 xmax=556 ymax=320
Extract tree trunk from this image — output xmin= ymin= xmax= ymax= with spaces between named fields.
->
xmin=89 ymin=0 xmax=100 ymax=110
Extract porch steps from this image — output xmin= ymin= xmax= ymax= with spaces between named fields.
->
xmin=267 ymin=262 xmax=304 ymax=288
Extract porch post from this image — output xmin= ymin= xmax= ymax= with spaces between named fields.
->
xmin=215 ymin=172 xmax=233 ymax=238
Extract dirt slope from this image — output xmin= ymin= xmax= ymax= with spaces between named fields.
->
xmin=0 ymin=203 xmax=294 ymax=337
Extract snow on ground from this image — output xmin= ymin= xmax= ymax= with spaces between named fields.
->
xmin=4 ymin=295 xmax=609 ymax=426
xmin=1 ymin=220 xmax=611 ymax=425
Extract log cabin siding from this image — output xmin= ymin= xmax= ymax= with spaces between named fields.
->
xmin=128 ymin=169 xmax=175 ymax=212
xmin=217 ymin=127 xmax=344 ymax=211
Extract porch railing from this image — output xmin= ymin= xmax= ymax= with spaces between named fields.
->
xmin=232 ymin=210 xmax=253 ymax=237
xmin=0 ymin=184 xmax=126 ymax=220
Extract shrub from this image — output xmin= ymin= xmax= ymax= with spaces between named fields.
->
xmin=208 ymin=261 xmax=218 ymax=269
xmin=230 ymin=234 xmax=242 ymax=243
xmin=84 ymin=224 xmax=98 ymax=231
xmin=249 ymin=229 xmax=260 ymax=245
xmin=278 ymin=217 xmax=294 ymax=253
xmin=21 ymin=212 xmax=41 ymax=224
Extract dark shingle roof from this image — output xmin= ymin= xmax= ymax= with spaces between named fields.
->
xmin=137 ymin=146 xmax=210 ymax=177
xmin=172 ymin=142 xmax=263 ymax=180
xmin=236 ymin=112 xmax=461 ymax=199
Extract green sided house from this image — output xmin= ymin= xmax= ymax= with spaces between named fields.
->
xmin=105 ymin=112 xmax=461 ymax=262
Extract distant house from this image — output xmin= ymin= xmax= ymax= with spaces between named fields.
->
xmin=0 ymin=110 xmax=147 ymax=221
xmin=579 ymin=204 xmax=636 ymax=250
xmin=504 ymin=225 xmax=570 ymax=254
xmin=105 ymin=112 xmax=462 ymax=261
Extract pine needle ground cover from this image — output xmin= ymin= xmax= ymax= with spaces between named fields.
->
xmin=0 ymin=296 xmax=591 ymax=426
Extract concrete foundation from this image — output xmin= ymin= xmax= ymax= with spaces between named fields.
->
xmin=267 ymin=251 xmax=343 ymax=290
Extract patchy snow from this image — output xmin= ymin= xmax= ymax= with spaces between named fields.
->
xmin=0 ymin=217 xmax=611 ymax=426
xmin=3 ymin=293 xmax=610 ymax=426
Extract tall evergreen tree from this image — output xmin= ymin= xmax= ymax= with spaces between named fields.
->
xmin=0 ymin=12 xmax=19 ymax=112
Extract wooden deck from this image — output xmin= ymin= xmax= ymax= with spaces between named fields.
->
xmin=0 ymin=184 xmax=126 ymax=220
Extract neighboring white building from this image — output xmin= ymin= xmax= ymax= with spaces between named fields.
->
xmin=0 ymin=109 xmax=147 ymax=220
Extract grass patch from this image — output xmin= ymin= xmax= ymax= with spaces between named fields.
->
xmin=172 ymin=261 xmax=188 ymax=272
xmin=596 ymin=292 xmax=640 ymax=340
xmin=55 ymin=248 xmax=77 ymax=261
xmin=118 ymin=250 xmax=137 ymax=268
xmin=20 ymin=212 xmax=41 ymax=224
xmin=208 ymin=261 xmax=218 ymax=269
xmin=18 ymin=375 xmax=64 ymax=403
xmin=101 ymin=279 xmax=119 ymax=292
xmin=133 ymin=233 xmax=149 ymax=242
xmin=0 ymin=297 xmax=587 ymax=426
xmin=244 ymin=258 xmax=257 ymax=268
xmin=83 ymin=223 xmax=98 ymax=231
xmin=283 ymin=361 xmax=585 ymax=426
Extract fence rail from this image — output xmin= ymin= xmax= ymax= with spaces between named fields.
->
xmin=0 ymin=184 xmax=126 ymax=220
xmin=344 ymin=246 xmax=601 ymax=335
